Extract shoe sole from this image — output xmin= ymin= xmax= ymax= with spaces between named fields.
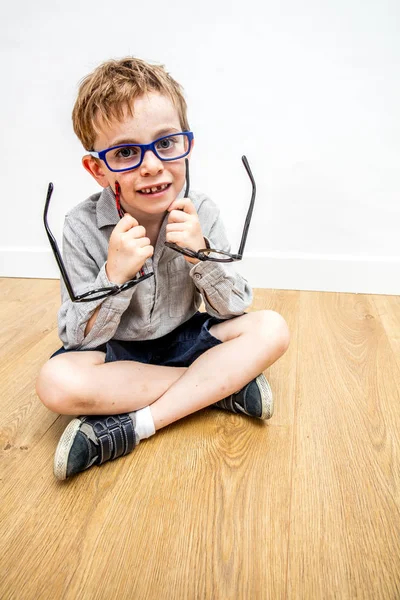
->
xmin=256 ymin=375 xmax=274 ymax=420
xmin=54 ymin=418 xmax=82 ymax=481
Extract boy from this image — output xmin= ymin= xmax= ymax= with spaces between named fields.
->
xmin=36 ymin=57 xmax=290 ymax=480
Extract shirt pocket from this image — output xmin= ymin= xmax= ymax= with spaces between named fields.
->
xmin=167 ymin=255 xmax=195 ymax=318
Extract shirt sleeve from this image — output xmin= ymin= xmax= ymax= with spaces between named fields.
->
xmin=189 ymin=199 xmax=253 ymax=318
xmin=58 ymin=216 xmax=138 ymax=350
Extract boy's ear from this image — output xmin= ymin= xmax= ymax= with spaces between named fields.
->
xmin=82 ymin=155 xmax=110 ymax=188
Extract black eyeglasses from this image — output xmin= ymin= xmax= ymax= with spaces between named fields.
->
xmin=165 ymin=155 xmax=256 ymax=262
xmin=44 ymin=155 xmax=255 ymax=302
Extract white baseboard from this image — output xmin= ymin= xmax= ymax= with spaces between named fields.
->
xmin=235 ymin=252 xmax=400 ymax=295
xmin=0 ymin=247 xmax=60 ymax=280
xmin=0 ymin=247 xmax=399 ymax=295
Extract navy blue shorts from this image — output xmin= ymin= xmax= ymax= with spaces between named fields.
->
xmin=50 ymin=312 xmax=226 ymax=368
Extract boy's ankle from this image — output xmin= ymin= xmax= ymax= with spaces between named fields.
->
xmin=130 ymin=406 xmax=155 ymax=440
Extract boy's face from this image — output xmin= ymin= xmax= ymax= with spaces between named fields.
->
xmin=83 ymin=92 xmax=191 ymax=219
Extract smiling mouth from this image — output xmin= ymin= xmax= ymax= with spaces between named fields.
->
xmin=138 ymin=183 xmax=171 ymax=194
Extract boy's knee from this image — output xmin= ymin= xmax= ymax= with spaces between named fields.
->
xmin=36 ymin=357 xmax=83 ymax=415
xmin=254 ymin=310 xmax=290 ymax=355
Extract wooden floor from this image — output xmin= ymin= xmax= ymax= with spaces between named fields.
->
xmin=0 ymin=278 xmax=399 ymax=600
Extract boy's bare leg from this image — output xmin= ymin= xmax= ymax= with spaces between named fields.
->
xmin=37 ymin=310 xmax=289 ymax=423
xmin=37 ymin=352 xmax=187 ymax=415
xmin=150 ymin=310 xmax=289 ymax=429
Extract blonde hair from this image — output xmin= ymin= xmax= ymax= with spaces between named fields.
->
xmin=72 ymin=57 xmax=190 ymax=150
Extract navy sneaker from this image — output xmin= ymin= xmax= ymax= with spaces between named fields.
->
xmin=214 ymin=374 xmax=273 ymax=420
xmin=54 ymin=414 xmax=139 ymax=480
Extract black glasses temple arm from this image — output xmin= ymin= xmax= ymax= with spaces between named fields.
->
xmin=237 ymin=156 xmax=256 ymax=257
xmin=43 ymin=182 xmax=77 ymax=301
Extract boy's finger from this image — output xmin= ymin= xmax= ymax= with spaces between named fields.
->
xmin=165 ymin=231 xmax=184 ymax=244
xmin=166 ymin=222 xmax=186 ymax=232
xmin=168 ymin=198 xmax=196 ymax=215
xmin=117 ymin=213 xmax=139 ymax=230
xmin=167 ymin=209 xmax=189 ymax=224
xmin=135 ymin=237 xmax=152 ymax=248
xmin=125 ymin=225 xmax=147 ymax=239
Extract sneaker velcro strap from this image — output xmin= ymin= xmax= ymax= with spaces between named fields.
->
xmin=90 ymin=414 xmax=136 ymax=465
xmin=119 ymin=414 xmax=136 ymax=456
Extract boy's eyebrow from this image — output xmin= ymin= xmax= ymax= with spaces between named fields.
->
xmin=109 ymin=127 xmax=182 ymax=147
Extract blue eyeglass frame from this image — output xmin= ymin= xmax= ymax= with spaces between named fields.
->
xmin=88 ymin=131 xmax=194 ymax=172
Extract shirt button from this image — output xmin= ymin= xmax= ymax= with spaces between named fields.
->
xmin=194 ymin=273 xmax=202 ymax=280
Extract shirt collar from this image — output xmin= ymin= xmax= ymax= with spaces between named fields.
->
xmin=96 ymin=186 xmax=120 ymax=229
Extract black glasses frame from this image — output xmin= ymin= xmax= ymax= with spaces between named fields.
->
xmin=44 ymin=155 xmax=255 ymax=302
xmin=165 ymin=155 xmax=256 ymax=262
xmin=43 ymin=185 xmax=153 ymax=302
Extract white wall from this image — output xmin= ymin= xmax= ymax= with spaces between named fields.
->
xmin=1 ymin=0 xmax=399 ymax=294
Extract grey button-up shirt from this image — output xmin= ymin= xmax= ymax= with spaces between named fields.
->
xmin=58 ymin=186 xmax=253 ymax=349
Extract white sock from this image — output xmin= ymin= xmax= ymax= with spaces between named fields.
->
xmin=130 ymin=406 xmax=155 ymax=441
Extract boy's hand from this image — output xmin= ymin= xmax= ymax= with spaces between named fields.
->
xmin=106 ymin=214 xmax=154 ymax=284
xmin=166 ymin=198 xmax=205 ymax=264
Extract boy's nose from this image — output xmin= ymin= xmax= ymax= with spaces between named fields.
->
xmin=140 ymin=149 xmax=164 ymax=176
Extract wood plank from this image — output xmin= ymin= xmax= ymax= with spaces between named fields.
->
xmin=372 ymin=293 xmax=400 ymax=371
xmin=0 ymin=278 xmax=61 ymax=473
xmin=0 ymin=328 xmax=60 ymax=478
xmin=287 ymin=291 xmax=400 ymax=599
xmin=0 ymin=278 xmax=60 ymax=368
xmin=252 ymin=288 xmax=299 ymax=427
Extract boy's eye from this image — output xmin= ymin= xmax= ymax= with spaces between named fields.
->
xmin=156 ymin=137 xmax=176 ymax=150
xmin=114 ymin=146 xmax=140 ymax=159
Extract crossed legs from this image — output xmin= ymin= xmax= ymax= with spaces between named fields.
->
xmin=36 ymin=310 xmax=290 ymax=430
